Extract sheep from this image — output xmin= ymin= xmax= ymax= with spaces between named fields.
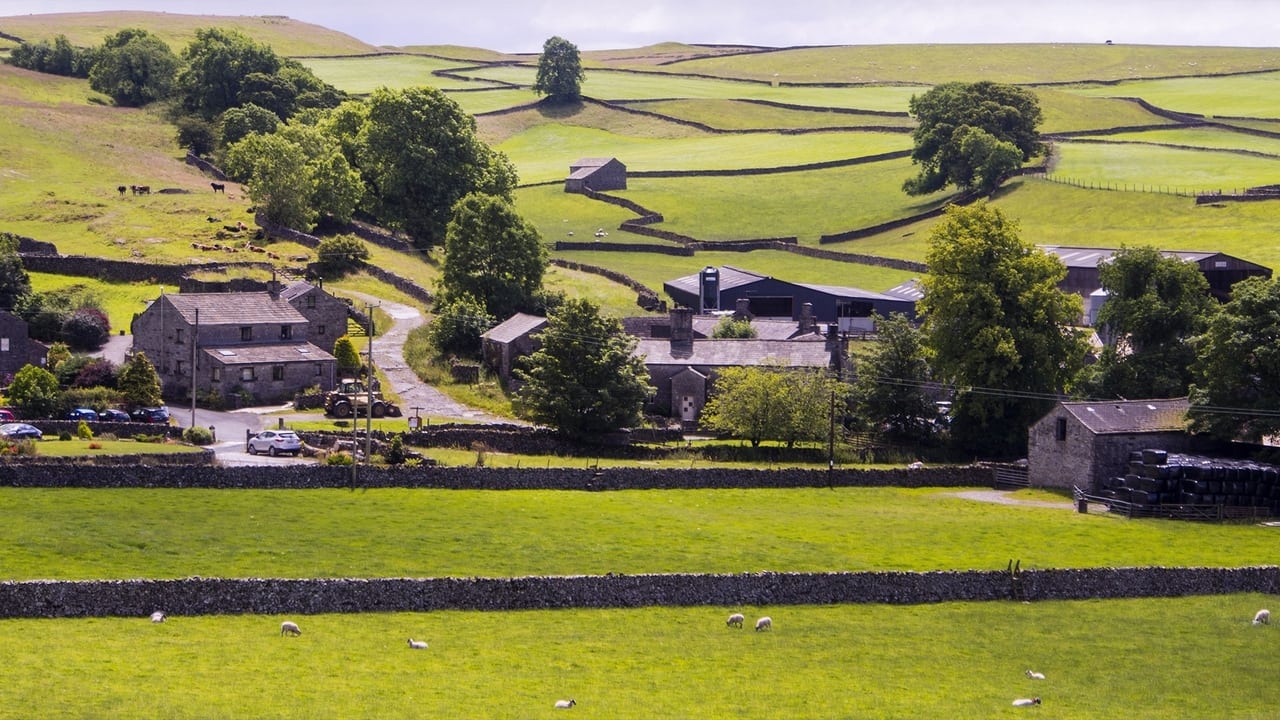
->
xmin=1025 ymin=670 xmax=1045 ymax=680
xmin=554 ymin=699 xmax=576 ymax=709
xmin=1012 ymin=697 xmax=1041 ymax=707
xmin=149 ymin=611 xmax=166 ymax=623
xmin=280 ymin=620 xmax=302 ymax=636
xmin=755 ymin=616 xmax=772 ymax=632
xmin=407 ymin=639 xmax=428 ymax=649
xmin=1254 ymin=609 xmax=1270 ymax=625
xmin=726 ymin=612 xmax=745 ymax=628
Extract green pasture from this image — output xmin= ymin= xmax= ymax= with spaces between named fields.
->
xmin=1048 ymin=141 xmax=1280 ymax=195
xmin=623 ymin=98 xmax=916 ymax=131
xmin=479 ymin=98 xmax=711 ymax=146
xmin=1080 ymin=126 xmax=1280 ymax=156
xmin=30 ymin=439 xmax=204 ymax=457
xmin=514 ymin=185 xmax=649 ymax=243
xmin=448 ymin=86 xmax=542 ymax=115
xmin=28 ymin=272 xmax=155 ymax=335
xmin=300 ymin=55 xmax=510 ymax=94
xmin=1034 ymin=89 xmax=1179 ymax=133
xmin=2 ymin=596 xmax=1277 ymax=719
xmin=668 ymin=43 xmax=1280 ymax=85
xmin=1066 ymin=70 xmax=1280 ymax=119
xmin=4 ymin=486 xmax=1279 ymax=581
xmin=545 ymin=263 xmax=648 ymax=318
xmin=498 ymin=124 xmax=911 ymax=183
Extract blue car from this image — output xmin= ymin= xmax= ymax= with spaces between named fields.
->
xmin=98 ymin=408 xmax=131 ymax=422
xmin=130 ymin=406 xmax=171 ymax=424
xmin=67 ymin=407 xmax=98 ymax=421
xmin=0 ymin=423 xmax=42 ymax=440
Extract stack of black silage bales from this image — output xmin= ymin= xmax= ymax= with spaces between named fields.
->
xmin=1098 ymin=449 xmax=1280 ymax=512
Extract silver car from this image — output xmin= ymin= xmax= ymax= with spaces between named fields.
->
xmin=246 ymin=430 xmax=302 ymax=457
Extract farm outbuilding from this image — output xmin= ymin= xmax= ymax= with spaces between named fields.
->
xmin=480 ymin=312 xmax=547 ymax=386
xmin=0 ymin=310 xmax=47 ymax=380
xmin=565 ymin=157 xmax=627 ymax=193
xmin=1041 ymin=246 xmax=1270 ymax=302
xmin=1027 ymin=398 xmax=1192 ymax=491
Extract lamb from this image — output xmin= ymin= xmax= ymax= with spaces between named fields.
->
xmin=1254 ymin=609 xmax=1270 ymax=625
xmin=408 ymin=639 xmax=428 ymax=649
xmin=554 ymin=699 xmax=576 ymax=709
xmin=149 ymin=611 xmax=166 ymax=623
xmin=726 ymin=613 xmax=745 ymax=628
xmin=280 ymin=620 xmax=302 ymax=636
xmin=1025 ymin=670 xmax=1045 ymax=680
xmin=1012 ymin=697 xmax=1041 ymax=707
xmin=755 ymin=616 xmax=772 ymax=632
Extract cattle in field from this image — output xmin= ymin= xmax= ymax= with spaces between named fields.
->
xmin=117 ymin=185 xmax=127 ymax=197
xmin=211 ymin=182 xmax=225 ymax=193
xmin=130 ymin=185 xmax=151 ymax=195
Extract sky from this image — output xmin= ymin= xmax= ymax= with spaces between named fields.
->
xmin=3 ymin=0 xmax=1280 ymax=52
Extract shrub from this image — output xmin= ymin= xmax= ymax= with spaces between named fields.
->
xmin=382 ymin=435 xmax=406 ymax=465
xmin=183 ymin=426 xmax=214 ymax=445
xmin=62 ymin=307 xmax=111 ymax=350
xmin=712 ymin=316 xmax=757 ymax=339
xmin=133 ymin=433 xmax=164 ymax=444
xmin=87 ymin=442 xmax=102 ymax=450
xmin=325 ymin=450 xmax=354 ymax=466
xmin=57 ymin=430 xmax=72 ymax=441
xmin=75 ymin=420 xmax=93 ymax=440
xmin=315 ymin=236 xmax=369 ymax=278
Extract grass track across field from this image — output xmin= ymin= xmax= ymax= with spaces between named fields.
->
xmin=1 ymin=596 xmax=1276 ymax=719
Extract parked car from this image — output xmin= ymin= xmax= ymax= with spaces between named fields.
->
xmin=0 ymin=423 xmax=42 ymax=440
xmin=0 ymin=409 xmax=15 ymax=422
xmin=67 ymin=407 xmax=98 ymax=421
xmin=98 ymin=408 xmax=131 ymax=422
xmin=246 ymin=430 xmax=302 ymax=457
xmin=130 ymin=406 xmax=171 ymax=424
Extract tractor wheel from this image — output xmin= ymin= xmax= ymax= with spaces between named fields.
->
xmin=333 ymin=402 xmax=353 ymax=419
xmin=371 ymin=403 xmax=387 ymax=418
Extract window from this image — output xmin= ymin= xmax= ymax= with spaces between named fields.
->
xmin=280 ymin=325 xmax=292 ymax=340
xmin=272 ymin=365 xmax=285 ymax=381
xmin=175 ymin=328 xmax=184 ymax=344
xmin=175 ymin=360 xmax=184 ymax=376
xmin=317 ymin=324 xmax=326 ymax=336
xmin=240 ymin=326 xmax=253 ymax=342
xmin=212 ymin=366 xmax=222 ymax=382
xmin=305 ymin=295 xmax=316 ymax=309
xmin=315 ymin=362 xmax=323 ymax=376
xmin=0 ymin=338 xmax=8 ymax=352
xmin=1055 ymin=417 xmax=1067 ymax=442
xmin=241 ymin=367 xmax=256 ymax=382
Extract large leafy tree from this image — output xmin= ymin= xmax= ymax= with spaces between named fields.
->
xmin=0 ymin=233 xmax=32 ymax=311
xmin=8 ymin=364 xmax=60 ymax=418
xmin=921 ymin=203 xmax=1086 ymax=458
xmin=176 ymin=27 xmax=281 ymax=119
xmin=514 ymin=299 xmax=651 ymax=436
xmin=440 ymin=193 xmax=547 ymax=319
xmin=851 ymin=313 xmax=937 ymax=443
xmin=223 ymin=124 xmax=362 ymax=229
xmin=701 ymin=366 xmax=846 ymax=448
xmin=88 ymin=28 xmax=178 ymax=107
xmin=533 ymin=36 xmax=585 ymax=103
xmin=117 ymin=352 xmax=163 ymax=408
xmin=356 ymin=86 xmax=517 ymax=246
xmin=904 ymin=81 xmax=1043 ymax=196
xmin=1079 ymin=245 xmax=1216 ymax=400
xmin=6 ymin=34 xmax=95 ymax=77
xmin=427 ymin=294 xmax=495 ymax=359
xmin=1189 ymin=276 xmax=1280 ymax=441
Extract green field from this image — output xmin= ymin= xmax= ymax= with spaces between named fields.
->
xmin=301 ymin=54 xmax=508 ymax=93
xmin=1066 ymin=71 xmax=1280 ymax=119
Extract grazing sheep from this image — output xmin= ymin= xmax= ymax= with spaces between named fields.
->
xmin=408 ymin=639 xmax=428 ymax=649
xmin=755 ymin=616 xmax=772 ymax=632
xmin=554 ymin=699 xmax=576 ymax=709
xmin=280 ymin=620 xmax=301 ymax=636
xmin=149 ymin=611 xmax=166 ymax=623
xmin=726 ymin=613 xmax=745 ymax=628
xmin=1254 ymin=609 xmax=1270 ymax=625
xmin=1012 ymin=697 xmax=1041 ymax=707
xmin=1025 ymin=670 xmax=1045 ymax=680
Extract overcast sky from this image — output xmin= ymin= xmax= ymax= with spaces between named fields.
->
xmin=4 ymin=0 xmax=1279 ymax=52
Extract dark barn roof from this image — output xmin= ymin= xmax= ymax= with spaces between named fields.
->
xmin=1057 ymin=398 xmax=1190 ymax=434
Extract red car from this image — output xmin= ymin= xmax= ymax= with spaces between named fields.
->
xmin=0 ymin=409 xmax=14 ymax=422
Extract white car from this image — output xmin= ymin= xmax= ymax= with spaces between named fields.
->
xmin=246 ymin=430 xmax=302 ymax=457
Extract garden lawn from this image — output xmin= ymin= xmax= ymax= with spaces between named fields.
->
xmin=1 ymin=596 xmax=1276 ymax=719
xmin=2 ymin=487 xmax=1278 ymax=581
xmin=30 ymin=439 xmax=204 ymax=457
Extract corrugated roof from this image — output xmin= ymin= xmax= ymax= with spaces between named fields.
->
xmin=1059 ymin=398 xmax=1190 ymax=434
xmin=481 ymin=313 xmax=547 ymax=344
xmin=1040 ymin=246 xmax=1217 ymax=269
xmin=202 ymin=342 xmax=336 ymax=364
xmin=665 ymin=266 xmax=767 ymax=296
xmin=635 ymin=338 xmax=832 ymax=368
xmin=163 ymin=292 xmax=309 ymax=325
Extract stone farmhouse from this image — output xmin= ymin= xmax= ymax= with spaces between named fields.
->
xmin=131 ymin=282 xmax=343 ymax=405
xmin=564 ymin=157 xmax=627 ymax=193
xmin=0 ymin=310 xmax=47 ymax=381
xmin=1027 ymin=398 xmax=1192 ymax=491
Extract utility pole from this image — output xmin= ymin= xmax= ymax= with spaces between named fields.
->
xmin=828 ymin=389 xmax=836 ymax=471
xmin=190 ymin=308 xmax=199 ymax=430
xmin=365 ymin=302 xmax=376 ymax=466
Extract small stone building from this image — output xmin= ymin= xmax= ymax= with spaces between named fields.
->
xmin=0 ymin=310 xmax=47 ymax=381
xmin=565 ymin=157 xmax=627 ymax=193
xmin=480 ymin=313 xmax=547 ymax=385
xmin=1027 ymin=398 xmax=1192 ymax=490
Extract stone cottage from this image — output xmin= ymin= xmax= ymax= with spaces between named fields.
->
xmin=1027 ymin=398 xmax=1192 ymax=491
xmin=0 ymin=310 xmax=47 ymax=381
xmin=564 ymin=157 xmax=627 ymax=193
xmin=131 ymin=287 xmax=338 ymax=405
xmin=277 ymin=280 xmax=350 ymax=354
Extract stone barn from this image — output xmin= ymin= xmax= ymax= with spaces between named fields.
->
xmin=1027 ymin=398 xmax=1192 ymax=491
xmin=565 ymin=157 xmax=627 ymax=193
xmin=480 ymin=313 xmax=547 ymax=386
xmin=0 ymin=310 xmax=47 ymax=381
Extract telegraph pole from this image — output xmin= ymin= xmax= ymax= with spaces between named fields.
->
xmin=365 ymin=302 xmax=376 ymax=466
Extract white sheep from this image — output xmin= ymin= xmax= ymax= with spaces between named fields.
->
xmin=1012 ymin=697 xmax=1041 ymax=707
xmin=1254 ymin=609 xmax=1270 ymax=625
xmin=149 ymin=611 xmax=166 ymax=623
xmin=755 ymin=616 xmax=772 ymax=631
xmin=726 ymin=613 xmax=745 ymax=628
xmin=280 ymin=620 xmax=302 ymax=636
xmin=408 ymin=638 xmax=428 ymax=649
xmin=554 ymin=699 xmax=576 ymax=709
xmin=1025 ymin=669 xmax=1045 ymax=680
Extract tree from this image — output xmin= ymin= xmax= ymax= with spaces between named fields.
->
xmin=1189 ymin=276 xmax=1280 ymax=441
xmin=426 ymin=294 xmax=494 ymax=358
xmin=176 ymin=28 xmax=281 ymax=119
xmin=903 ymin=81 xmax=1043 ymax=196
xmin=61 ymin=307 xmax=111 ymax=350
xmin=0 ymin=233 xmax=31 ymax=311
xmin=218 ymin=103 xmax=280 ymax=146
xmin=357 ymin=86 xmax=517 ymax=246
xmin=1078 ymin=245 xmax=1217 ymax=400
xmin=439 ymin=193 xmax=547 ymax=319
xmin=332 ymin=336 xmax=362 ymax=376
xmin=700 ymin=366 xmax=847 ymax=448
xmin=88 ymin=28 xmax=178 ymax=107
xmin=851 ymin=313 xmax=937 ymax=443
xmin=6 ymin=35 xmax=94 ymax=77
xmin=223 ymin=131 xmax=312 ymax=228
xmin=711 ymin=317 xmax=757 ymax=339
xmin=8 ymin=364 xmax=60 ymax=419
xmin=514 ymin=299 xmax=651 ymax=436
xmin=921 ymin=203 xmax=1086 ymax=458
xmin=533 ymin=36 xmax=585 ymax=103
xmin=314 ymin=236 xmax=369 ymax=278
xmin=175 ymin=115 xmax=216 ymax=156
xmin=117 ymin=352 xmax=163 ymax=408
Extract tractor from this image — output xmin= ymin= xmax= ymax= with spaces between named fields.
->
xmin=323 ymin=378 xmax=402 ymax=419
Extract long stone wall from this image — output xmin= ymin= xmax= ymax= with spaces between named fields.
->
xmin=0 ymin=566 xmax=1273 ymax=618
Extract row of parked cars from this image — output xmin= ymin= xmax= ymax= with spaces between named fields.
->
xmin=0 ymin=406 xmax=173 ymax=442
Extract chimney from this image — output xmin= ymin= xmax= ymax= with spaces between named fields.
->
xmin=798 ymin=302 xmax=817 ymax=334
xmin=670 ymin=307 xmax=694 ymax=343
xmin=733 ymin=297 xmax=753 ymax=321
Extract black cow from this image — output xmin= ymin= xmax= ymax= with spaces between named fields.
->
xmin=211 ymin=182 xmax=225 ymax=193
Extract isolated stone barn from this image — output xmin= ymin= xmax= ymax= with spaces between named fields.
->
xmin=480 ymin=312 xmax=547 ymax=386
xmin=565 ymin=157 xmax=627 ymax=192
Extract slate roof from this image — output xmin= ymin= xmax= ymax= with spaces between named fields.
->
xmin=568 ymin=157 xmax=624 ymax=179
xmin=278 ymin=280 xmax=318 ymax=302
xmin=1059 ymin=398 xmax=1190 ymax=434
xmin=635 ymin=339 xmax=833 ymax=368
xmin=202 ymin=342 xmax=336 ymax=365
xmin=481 ymin=313 xmax=547 ymax=344
xmin=691 ymin=316 xmax=823 ymax=341
xmin=163 ymin=292 xmax=309 ymax=326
